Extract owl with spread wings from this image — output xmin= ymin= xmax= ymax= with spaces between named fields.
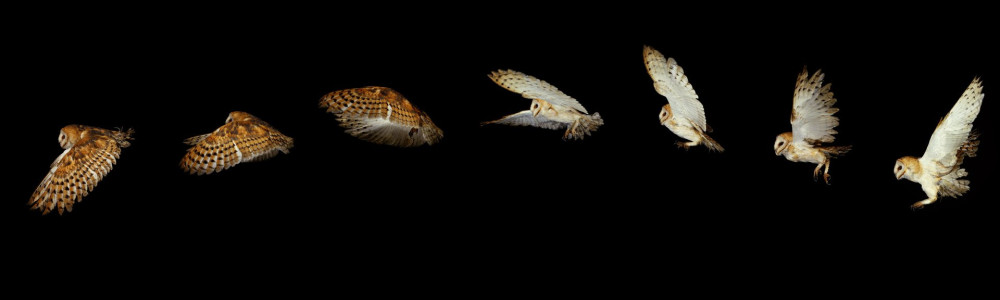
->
xmin=643 ymin=45 xmax=724 ymax=152
xmin=483 ymin=69 xmax=603 ymax=140
xmin=773 ymin=67 xmax=852 ymax=184
xmin=894 ymin=78 xmax=983 ymax=209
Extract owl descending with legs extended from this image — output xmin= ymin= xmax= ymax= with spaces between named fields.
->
xmin=894 ymin=78 xmax=984 ymax=209
xmin=319 ymin=86 xmax=442 ymax=147
xmin=483 ymin=69 xmax=603 ymax=140
xmin=181 ymin=111 xmax=293 ymax=175
xmin=29 ymin=125 xmax=134 ymax=215
xmin=643 ymin=45 xmax=724 ymax=152
xmin=773 ymin=67 xmax=852 ymax=184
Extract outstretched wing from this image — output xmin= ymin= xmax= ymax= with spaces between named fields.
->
xmin=790 ymin=67 xmax=840 ymax=144
xmin=319 ymin=86 xmax=441 ymax=147
xmin=29 ymin=131 xmax=122 ymax=215
xmin=483 ymin=110 xmax=564 ymax=130
xmin=643 ymin=45 xmax=706 ymax=130
xmin=489 ymin=69 xmax=588 ymax=114
xmin=181 ymin=118 xmax=293 ymax=175
xmin=922 ymin=78 xmax=984 ymax=170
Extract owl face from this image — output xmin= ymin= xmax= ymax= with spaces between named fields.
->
xmin=894 ymin=156 xmax=919 ymax=180
xmin=529 ymin=99 xmax=551 ymax=118
xmin=659 ymin=104 xmax=672 ymax=125
xmin=58 ymin=125 xmax=85 ymax=149
xmin=773 ymin=132 xmax=793 ymax=156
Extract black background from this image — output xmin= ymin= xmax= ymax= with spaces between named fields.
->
xmin=6 ymin=7 xmax=998 ymax=271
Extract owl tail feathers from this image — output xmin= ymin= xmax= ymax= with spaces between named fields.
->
xmin=939 ymin=168 xmax=971 ymax=198
xmin=699 ymin=131 xmax=725 ymax=152
xmin=819 ymin=145 xmax=852 ymax=158
xmin=114 ymin=127 xmax=135 ymax=148
xmin=563 ymin=112 xmax=604 ymax=141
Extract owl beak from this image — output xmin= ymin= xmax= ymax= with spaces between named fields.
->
xmin=532 ymin=109 xmax=540 ymax=118
xmin=895 ymin=170 xmax=904 ymax=180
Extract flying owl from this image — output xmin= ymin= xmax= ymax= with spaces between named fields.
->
xmin=643 ymin=46 xmax=724 ymax=152
xmin=483 ymin=69 xmax=603 ymax=140
xmin=180 ymin=111 xmax=293 ymax=175
xmin=773 ymin=67 xmax=852 ymax=184
xmin=894 ymin=78 xmax=984 ymax=209
xmin=319 ymin=86 xmax=443 ymax=147
xmin=29 ymin=125 xmax=134 ymax=215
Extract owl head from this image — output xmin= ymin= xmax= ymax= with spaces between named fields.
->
xmin=773 ymin=132 xmax=793 ymax=156
xmin=894 ymin=156 xmax=920 ymax=180
xmin=59 ymin=124 xmax=87 ymax=149
xmin=226 ymin=111 xmax=257 ymax=123
xmin=659 ymin=104 xmax=672 ymax=125
xmin=529 ymin=99 xmax=552 ymax=118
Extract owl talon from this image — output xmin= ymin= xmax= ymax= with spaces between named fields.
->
xmin=910 ymin=202 xmax=925 ymax=210
xmin=675 ymin=141 xmax=690 ymax=150
xmin=823 ymin=174 xmax=832 ymax=185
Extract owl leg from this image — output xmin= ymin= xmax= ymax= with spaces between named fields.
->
xmin=675 ymin=141 xmax=690 ymax=150
xmin=911 ymin=197 xmax=937 ymax=210
xmin=912 ymin=185 xmax=940 ymax=210
xmin=563 ymin=120 xmax=580 ymax=140
xmin=812 ymin=164 xmax=822 ymax=182
xmin=822 ymin=160 xmax=832 ymax=185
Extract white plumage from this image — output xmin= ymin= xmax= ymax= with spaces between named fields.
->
xmin=643 ymin=45 xmax=722 ymax=151
xmin=774 ymin=67 xmax=851 ymax=184
xmin=895 ymin=78 xmax=984 ymax=209
xmin=483 ymin=69 xmax=603 ymax=140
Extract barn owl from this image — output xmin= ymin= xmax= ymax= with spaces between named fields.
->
xmin=643 ymin=45 xmax=724 ymax=152
xmin=181 ymin=111 xmax=293 ymax=175
xmin=894 ymin=78 xmax=984 ymax=209
xmin=483 ymin=69 xmax=603 ymax=140
xmin=773 ymin=67 xmax=852 ymax=184
xmin=29 ymin=125 xmax=134 ymax=215
xmin=319 ymin=86 xmax=442 ymax=147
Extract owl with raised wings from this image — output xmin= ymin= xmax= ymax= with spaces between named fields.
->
xmin=894 ymin=78 xmax=984 ymax=209
xmin=483 ymin=69 xmax=603 ymax=140
xmin=181 ymin=111 xmax=293 ymax=175
xmin=320 ymin=86 xmax=442 ymax=147
xmin=773 ymin=68 xmax=852 ymax=184
xmin=643 ymin=46 xmax=723 ymax=152
xmin=29 ymin=125 xmax=134 ymax=215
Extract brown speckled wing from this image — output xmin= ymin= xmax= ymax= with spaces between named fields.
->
xmin=320 ymin=86 xmax=442 ymax=147
xmin=181 ymin=118 xmax=293 ymax=175
xmin=29 ymin=129 xmax=123 ymax=215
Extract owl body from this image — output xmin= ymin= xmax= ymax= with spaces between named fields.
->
xmin=644 ymin=46 xmax=723 ymax=152
xmin=181 ymin=111 xmax=293 ymax=175
xmin=30 ymin=125 xmax=134 ymax=215
xmin=894 ymin=78 xmax=983 ymax=209
xmin=773 ymin=68 xmax=851 ymax=184
xmin=484 ymin=69 xmax=603 ymax=140
xmin=319 ymin=86 xmax=442 ymax=147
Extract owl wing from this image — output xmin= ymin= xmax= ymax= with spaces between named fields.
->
xmin=483 ymin=110 xmax=564 ymax=130
xmin=921 ymin=78 xmax=984 ymax=172
xmin=790 ymin=67 xmax=839 ymax=144
xmin=29 ymin=131 xmax=122 ymax=215
xmin=181 ymin=120 xmax=293 ymax=175
xmin=643 ymin=46 xmax=706 ymax=130
xmin=319 ymin=87 xmax=442 ymax=147
xmin=489 ymin=69 xmax=589 ymax=114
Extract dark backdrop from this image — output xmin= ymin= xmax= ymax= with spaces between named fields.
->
xmin=6 ymin=8 xmax=997 ymax=270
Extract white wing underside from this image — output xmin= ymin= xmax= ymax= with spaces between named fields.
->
xmin=921 ymin=78 xmax=984 ymax=170
xmin=791 ymin=69 xmax=839 ymax=144
xmin=644 ymin=47 xmax=706 ymax=130
xmin=487 ymin=110 xmax=565 ymax=130
xmin=490 ymin=70 xmax=588 ymax=114
xmin=338 ymin=116 xmax=426 ymax=147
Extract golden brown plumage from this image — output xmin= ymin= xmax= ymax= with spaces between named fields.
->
xmin=180 ymin=111 xmax=293 ymax=175
xmin=319 ymin=86 xmax=442 ymax=147
xmin=29 ymin=125 xmax=134 ymax=215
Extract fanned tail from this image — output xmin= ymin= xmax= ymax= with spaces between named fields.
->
xmin=699 ymin=131 xmax=725 ymax=152
xmin=819 ymin=145 xmax=852 ymax=158
xmin=939 ymin=168 xmax=971 ymax=198
xmin=563 ymin=112 xmax=604 ymax=141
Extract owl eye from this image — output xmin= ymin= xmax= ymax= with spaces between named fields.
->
xmin=533 ymin=103 xmax=539 ymax=109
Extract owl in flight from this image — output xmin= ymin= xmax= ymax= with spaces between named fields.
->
xmin=643 ymin=45 xmax=724 ymax=152
xmin=894 ymin=78 xmax=983 ymax=209
xmin=773 ymin=67 xmax=852 ymax=184
xmin=29 ymin=125 xmax=134 ymax=215
xmin=483 ymin=69 xmax=603 ymax=140
xmin=181 ymin=111 xmax=293 ymax=175
xmin=320 ymin=86 xmax=442 ymax=147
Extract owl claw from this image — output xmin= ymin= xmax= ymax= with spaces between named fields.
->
xmin=823 ymin=174 xmax=832 ymax=185
xmin=675 ymin=141 xmax=690 ymax=151
xmin=910 ymin=202 xmax=925 ymax=210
